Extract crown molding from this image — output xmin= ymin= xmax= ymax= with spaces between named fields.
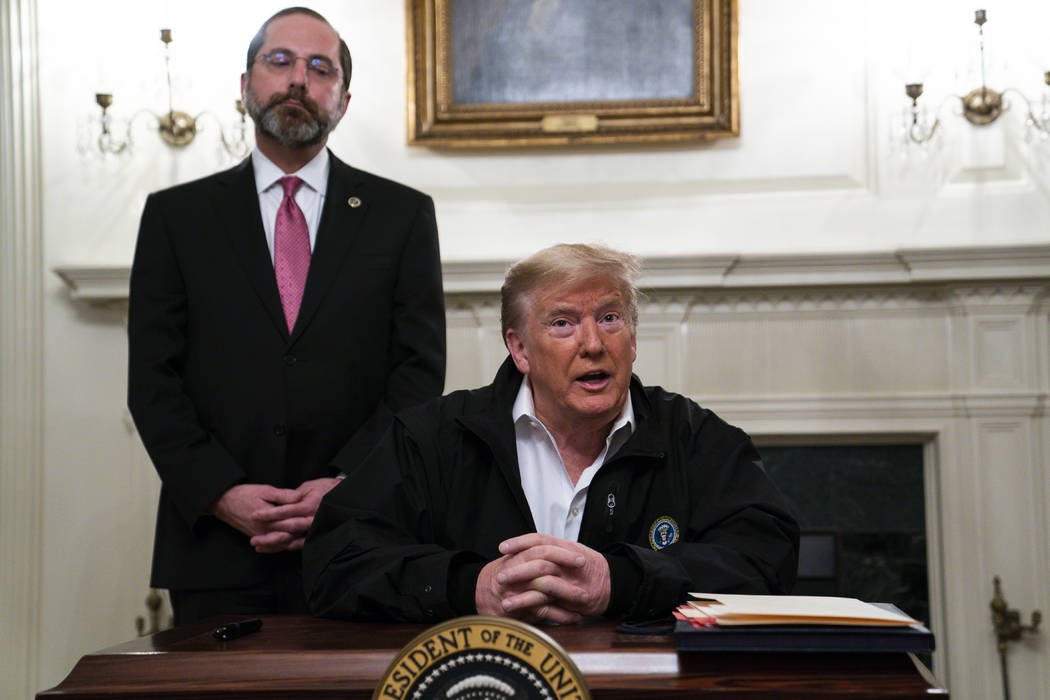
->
xmin=898 ymin=245 xmax=1050 ymax=281
xmin=55 ymin=244 xmax=1050 ymax=303
xmin=53 ymin=265 xmax=133 ymax=302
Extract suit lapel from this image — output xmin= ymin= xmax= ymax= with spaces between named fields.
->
xmin=213 ymin=158 xmax=289 ymax=339
xmin=289 ymin=153 xmax=370 ymax=344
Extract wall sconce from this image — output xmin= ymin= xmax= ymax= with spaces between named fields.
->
xmin=898 ymin=9 xmax=1050 ymax=149
xmin=88 ymin=29 xmax=250 ymax=159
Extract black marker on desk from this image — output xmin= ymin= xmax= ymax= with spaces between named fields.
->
xmin=212 ymin=618 xmax=262 ymax=641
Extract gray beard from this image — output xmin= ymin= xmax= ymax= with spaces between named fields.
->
xmin=243 ymin=86 xmax=342 ymax=149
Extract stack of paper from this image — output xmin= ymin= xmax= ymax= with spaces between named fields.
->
xmin=677 ymin=593 xmax=920 ymax=628
xmin=673 ymin=594 xmax=934 ymax=653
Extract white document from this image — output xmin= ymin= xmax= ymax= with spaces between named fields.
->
xmin=686 ymin=593 xmax=920 ymax=627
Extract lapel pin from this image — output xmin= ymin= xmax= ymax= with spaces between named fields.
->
xmin=347 ymin=196 xmax=362 ymax=208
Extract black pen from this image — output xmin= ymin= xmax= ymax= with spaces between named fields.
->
xmin=212 ymin=618 xmax=263 ymax=641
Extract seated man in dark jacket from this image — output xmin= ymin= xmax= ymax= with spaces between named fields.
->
xmin=303 ymin=243 xmax=799 ymax=623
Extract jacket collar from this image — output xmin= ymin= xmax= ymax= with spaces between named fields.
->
xmin=456 ymin=355 xmax=670 ymax=529
xmin=458 ymin=357 xmax=667 ymax=469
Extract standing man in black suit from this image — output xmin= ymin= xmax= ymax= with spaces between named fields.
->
xmin=128 ymin=6 xmax=445 ymax=625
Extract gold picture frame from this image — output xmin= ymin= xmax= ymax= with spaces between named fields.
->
xmin=406 ymin=0 xmax=738 ymax=147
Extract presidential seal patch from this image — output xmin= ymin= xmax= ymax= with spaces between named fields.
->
xmin=373 ymin=615 xmax=590 ymax=700
xmin=648 ymin=516 xmax=679 ymax=550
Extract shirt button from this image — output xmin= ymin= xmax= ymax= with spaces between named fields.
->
xmin=283 ymin=354 xmax=297 ymax=366
xmin=570 ymin=507 xmax=580 ymax=517
xmin=273 ymin=424 xmax=286 ymax=437
xmin=424 ymin=584 xmax=433 ymax=593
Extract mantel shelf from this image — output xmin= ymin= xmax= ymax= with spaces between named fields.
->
xmin=54 ymin=244 xmax=1050 ymax=303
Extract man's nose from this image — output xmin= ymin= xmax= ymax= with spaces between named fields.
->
xmin=289 ymin=57 xmax=310 ymax=85
xmin=578 ymin=319 xmax=604 ymax=355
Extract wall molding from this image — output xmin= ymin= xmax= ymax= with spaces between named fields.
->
xmin=53 ymin=244 xmax=1050 ymax=303
xmin=703 ymin=392 xmax=1048 ymax=420
xmin=0 ymin=0 xmax=44 ymax=697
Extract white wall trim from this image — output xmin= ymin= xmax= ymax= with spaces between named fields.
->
xmin=52 ymin=244 xmax=1050 ymax=302
xmin=0 ymin=0 xmax=44 ymax=697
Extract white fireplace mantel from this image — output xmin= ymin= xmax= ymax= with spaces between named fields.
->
xmin=53 ymin=244 xmax=1050 ymax=302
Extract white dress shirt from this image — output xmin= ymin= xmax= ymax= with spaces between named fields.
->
xmin=512 ymin=377 xmax=634 ymax=541
xmin=251 ymin=148 xmax=329 ymax=262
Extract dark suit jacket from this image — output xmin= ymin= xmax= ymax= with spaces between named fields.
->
xmin=127 ymin=152 xmax=445 ymax=590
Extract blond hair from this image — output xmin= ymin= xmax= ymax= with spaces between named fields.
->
xmin=500 ymin=243 xmax=642 ymax=341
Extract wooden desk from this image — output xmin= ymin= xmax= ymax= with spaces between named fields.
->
xmin=40 ymin=615 xmax=947 ymax=698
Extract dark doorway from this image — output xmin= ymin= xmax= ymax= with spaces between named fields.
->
xmin=760 ymin=443 xmax=930 ymax=626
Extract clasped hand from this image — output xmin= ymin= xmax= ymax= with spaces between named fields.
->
xmin=210 ymin=477 xmax=342 ymax=553
xmin=476 ymin=533 xmax=611 ymax=625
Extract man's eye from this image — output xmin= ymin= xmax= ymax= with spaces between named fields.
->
xmin=547 ymin=319 xmax=575 ymax=337
xmin=602 ymin=313 xmax=619 ymax=323
xmin=308 ymin=58 xmax=333 ymax=75
xmin=269 ymin=52 xmax=293 ymax=66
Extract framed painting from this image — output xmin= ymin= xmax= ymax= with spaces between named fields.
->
xmin=405 ymin=0 xmax=738 ymax=147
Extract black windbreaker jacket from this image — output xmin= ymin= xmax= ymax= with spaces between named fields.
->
xmin=304 ymin=358 xmax=799 ymax=622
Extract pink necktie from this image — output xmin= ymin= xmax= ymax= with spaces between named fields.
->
xmin=274 ymin=176 xmax=311 ymax=333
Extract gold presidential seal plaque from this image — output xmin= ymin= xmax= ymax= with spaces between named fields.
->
xmin=373 ymin=615 xmax=590 ymax=700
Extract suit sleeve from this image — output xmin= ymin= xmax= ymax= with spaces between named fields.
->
xmin=127 ymin=193 xmax=246 ymax=530
xmin=330 ymin=194 xmax=445 ymax=470
xmin=605 ymin=435 xmax=799 ymax=620
xmin=304 ymin=417 xmax=480 ymax=622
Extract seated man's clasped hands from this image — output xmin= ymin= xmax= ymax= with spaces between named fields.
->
xmin=477 ymin=533 xmax=612 ymax=623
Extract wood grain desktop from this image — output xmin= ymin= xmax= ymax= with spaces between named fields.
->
xmin=39 ymin=615 xmax=948 ymax=699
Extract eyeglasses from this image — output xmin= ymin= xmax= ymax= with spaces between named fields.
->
xmin=256 ymin=50 xmax=339 ymax=80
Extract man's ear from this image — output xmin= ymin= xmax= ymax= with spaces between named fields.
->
xmin=240 ymin=72 xmax=248 ymax=98
xmin=505 ymin=328 xmax=530 ymax=375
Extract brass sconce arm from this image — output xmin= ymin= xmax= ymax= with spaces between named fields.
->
xmin=991 ymin=575 xmax=1042 ymax=653
xmin=902 ymin=83 xmax=953 ymax=145
xmin=192 ymin=100 xmax=251 ymax=159
xmin=990 ymin=575 xmax=1041 ymax=700
xmin=1001 ymin=72 xmax=1050 ymax=136
xmin=93 ymin=94 xmax=168 ymax=155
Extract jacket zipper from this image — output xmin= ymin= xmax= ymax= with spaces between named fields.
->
xmin=605 ymin=483 xmax=618 ymax=534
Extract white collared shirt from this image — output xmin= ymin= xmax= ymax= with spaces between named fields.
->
xmin=252 ymin=148 xmax=329 ymax=262
xmin=512 ymin=377 xmax=634 ymax=541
